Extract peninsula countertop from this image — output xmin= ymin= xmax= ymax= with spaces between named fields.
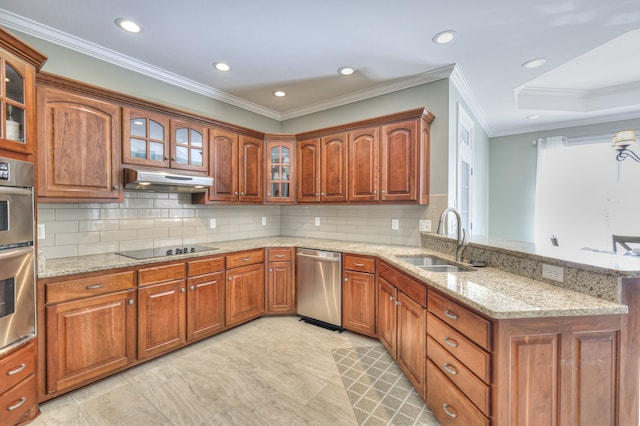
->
xmin=38 ymin=237 xmax=628 ymax=320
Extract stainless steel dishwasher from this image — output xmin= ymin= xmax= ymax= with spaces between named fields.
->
xmin=296 ymin=248 xmax=343 ymax=330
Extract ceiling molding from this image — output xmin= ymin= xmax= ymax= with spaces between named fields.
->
xmin=279 ymin=65 xmax=456 ymax=121
xmin=491 ymin=109 xmax=640 ymax=138
xmin=449 ymin=66 xmax=492 ymax=136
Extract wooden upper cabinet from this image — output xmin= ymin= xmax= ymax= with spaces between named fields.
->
xmin=265 ymin=137 xmax=296 ymax=204
xmin=238 ymin=135 xmax=263 ymax=203
xmin=348 ymin=127 xmax=379 ymax=202
xmin=297 ymin=138 xmax=321 ymax=202
xmin=37 ymin=86 xmax=122 ymax=201
xmin=380 ymin=120 xmax=419 ymax=202
xmin=320 ymin=132 xmax=348 ymax=202
xmin=0 ymin=28 xmax=46 ymax=159
xmin=206 ymin=128 xmax=262 ymax=203
xmin=122 ymin=107 xmax=170 ymax=167
xmin=170 ymin=119 xmax=207 ymax=172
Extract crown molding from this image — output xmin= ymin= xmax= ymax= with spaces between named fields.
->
xmin=279 ymin=65 xmax=456 ymax=121
xmin=449 ymin=66 xmax=492 ymax=135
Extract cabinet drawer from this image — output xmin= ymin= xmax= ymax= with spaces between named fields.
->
xmin=344 ymin=254 xmax=375 ymax=273
xmin=427 ymin=336 xmax=490 ymax=416
xmin=138 ymin=263 xmax=185 ymax=286
xmin=0 ymin=341 xmax=36 ymax=395
xmin=46 ymin=271 xmax=134 ymax=304
xmin=268 ymin=248 xmax=292 ymax=262
xmin=426 ymin=360 xmax=489 ymax=426
xmin=188 ymin=256 xmax=225 ymax=277
xmin=378 ymin=262 xmax=426 ymax=307
xmin=226 ymin=249 xmax=264 ymax=269
xmin=429 ymin=290 xmax=491 ymax=351
xmin=427 ymin=313 xmax=491 ymax=383
xmin=0 ymin=374 xmax=37 ymax=426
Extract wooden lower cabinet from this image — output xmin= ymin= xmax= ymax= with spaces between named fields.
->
xmin=266 ymin=248 xmax=295 ymax=314
xmin=377 ymin=262 xmax=426 ymax=397
xmin=0 ymin=340 xmax=39 ymax=425
xmin=187 ymin=271 xmax=225 ymax=341
xmin=226 ymin=251 xmax=265 ymax=327
xmin=343 ymin=254 xmax=376 ymax=336
xmin=137 ymin=280 xmax=186 ymax=361
xmin=45 ymin=289 xmax=136 ymax=394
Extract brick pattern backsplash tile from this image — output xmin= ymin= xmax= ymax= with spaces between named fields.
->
xmin=38 ymin=192 xmax=447 ymax=259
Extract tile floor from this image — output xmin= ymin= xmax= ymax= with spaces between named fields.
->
xmin=32 ymin=317 xmax=439 ymax=425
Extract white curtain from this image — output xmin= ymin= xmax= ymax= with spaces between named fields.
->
xmin=534 ymin=135 xmax=640 ymax=252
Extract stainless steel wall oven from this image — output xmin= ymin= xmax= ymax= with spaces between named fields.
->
xmin=0 ymin=157 xmax=35 ymax=351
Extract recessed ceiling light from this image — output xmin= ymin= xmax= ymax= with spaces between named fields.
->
xmin=214 ymin=62 xmax=230 ymax=72
xmin=115 ymin=18 xmax=142 ymax=34
xmin=432 ymin=30 xmax=456 ymax=44
xmin=527 ymin=114 xmax=541 ymax=120
xmin=522 ymin=58 xmax=546 ymax=69
xmin=338 ymin=67 xmax=355 ymax=76
xmin=273 ymin=91 xmax=286 ymax=97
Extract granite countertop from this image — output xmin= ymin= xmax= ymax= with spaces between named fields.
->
xmin=39 ymin=237 xmax=628 ymax=320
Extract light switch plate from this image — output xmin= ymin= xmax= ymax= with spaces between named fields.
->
xmin=37 ymin=224 xmax=45 ymax=240
xmin=391 ymin=219 xmax=399 ymax=230
xmin=261 ymin=216 xmax=267 ymax=226
xmin=314 ymin=217 xmax=320 ymax=226
xmin=209 ymin=218 xmax=216 ymax=229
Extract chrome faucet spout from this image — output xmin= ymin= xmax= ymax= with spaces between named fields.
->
xmin=437 ymin=207 xmax=468 ymax=262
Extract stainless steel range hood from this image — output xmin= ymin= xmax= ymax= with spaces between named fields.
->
xmin=123 ymin=167 xmax=213 ymax=193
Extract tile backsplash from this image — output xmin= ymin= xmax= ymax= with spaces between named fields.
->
xmin=37 ymin=192 xmax=447 ymax=259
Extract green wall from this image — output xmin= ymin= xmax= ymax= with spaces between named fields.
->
xmin=489 ymin=118 xmax=640 ymax=243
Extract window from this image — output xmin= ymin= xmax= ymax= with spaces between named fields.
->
xmin=534 ymin=135 xmax=640 ymax=251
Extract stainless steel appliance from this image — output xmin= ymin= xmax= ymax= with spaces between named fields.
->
xmin=123 ymin=167 xmax=213 ymax=193
xmin=0 ymin=157 xmax=35 ymax=351
xmin=117 ymin=244 xmax=217 ymax=260
xmin=296 ymin=248 xmax=342 ymax=330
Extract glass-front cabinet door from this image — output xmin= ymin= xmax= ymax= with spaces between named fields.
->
xmin=122 ymin=108 xmax=171 ymax=167
xmin=265 ymin=139 xmax=296 ymax=203
xmin=171 ymin=119 xmax=208 ymax=172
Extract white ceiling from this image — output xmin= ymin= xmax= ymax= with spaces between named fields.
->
xmin=1 ymin=0 xmax=639 ymax=136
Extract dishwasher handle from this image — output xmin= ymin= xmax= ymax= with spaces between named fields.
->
xmin=296 ymin=252 xmax=341 ymax=262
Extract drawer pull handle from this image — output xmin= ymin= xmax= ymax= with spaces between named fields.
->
xmin=354 ymin=262 xmax=364 ymax=267
xmin=242 ymin=257 xmax=251 ymax=262
xmin=443 ymin=403 xmax=457 ymax=419
xmin=443 ymin=363 xmax=458 ymax=376
xmin=86 ymin=283 xmax=104 ymax=290
xmin=7 ymin=397 xmax=26 ymax=411
xmin=444 ymin=310 xmax=458 ymax=320
xmin=389 ymin=296 xmax=394 ymax=301
xmin=7 ymin=363 xmax=26 ymax=376
xmin=275 ymin=254 xmax=285 ymax=258
xmin=444 ymin=337 xmax=458 ymax=348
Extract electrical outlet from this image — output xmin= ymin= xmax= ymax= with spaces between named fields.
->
xmin=209 ymin=218 xmax=216 ymax=229
xmin=419 ymin=220 xmax=431 ymax=232
xmin=391 ymin=219 xmax=399 ymax=230
xmin=37 ymin=224 xmax=45 ymax=240
xmin=542 ymin=263 xmax=564 ymax=282
xmin=314 ymin=217 xmax=320 ymax=226
xmin=261 ymin=216 xmax=267 ymax=226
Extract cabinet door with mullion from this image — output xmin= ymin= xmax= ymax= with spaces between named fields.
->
xmin=265 ymin=139 xmax=295 ymax=204
xmin=122 ymin=108 xmax=170 ymax=167
xmin=171 ymin=119 xmax=208 ymax=172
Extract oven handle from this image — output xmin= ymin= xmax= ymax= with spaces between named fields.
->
xmin=0 ymin=186 xmax=32 ymax=196
xmin=0 ymin=245 xmax=33 ymax=261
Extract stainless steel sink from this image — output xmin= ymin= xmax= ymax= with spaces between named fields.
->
xmin=395 ymin=255 xmax=475 ymax=272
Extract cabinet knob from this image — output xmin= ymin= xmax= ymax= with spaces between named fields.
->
xmin=180 ymin=287 xmax=186 ymax=293
xmin=395 ymin=301 xmax=400 ymax=306
xmin=234 ymin=191 xmax=238 ymax=195
xmin=240 ymin=192 xmax=245 ymax=196
xmin=389 ymin=296 xmax=394 ymax=301
xmin=267 ymin=192 xmax=271 ymax=196
xmin=228 ymin=276 xmax=232 ymax=281
xmin=128 ymin=299 xmax=134 ymax=305
xmin=172 ymin=157 xmax=176 ymax=161
xmin=315 ymin=193 xmax=319 ymax=196
xmin=112 ymin=185 xmax=119 ymax=190
xmin=190 ymin=285 xmax=195 ymax=291
xmin=321 ymin=192 xmax=325 ymax=196
xmin=269 ymin=268 xmax=273 ymax=272
xmin=381 ymin=190 xmax=386 ymax=194
xmin=164 ymin=156 xmax=169 ymax=161
xmin=344 ymin=277 xmax=348 ymax=282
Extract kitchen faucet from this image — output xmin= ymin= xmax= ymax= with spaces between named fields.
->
xmin=437 ymin=207 xmax=467 ymax=262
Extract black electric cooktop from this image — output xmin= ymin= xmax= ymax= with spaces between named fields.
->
xmin=117 ymin=245 xmax=217 ymax=260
